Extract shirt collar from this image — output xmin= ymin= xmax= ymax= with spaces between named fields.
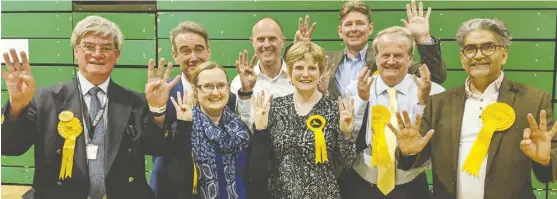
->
xmin=375 ymin=73 xmax=414 ymax=96
xmin=344 ymin=44 xmax=369 ymax=62
xmin=181 ymin=73 xmax=193 ymax=90
xmin=253 ymin=58 xmax=288 ymax=79
xmin=78 ymin=71 xmax=110 ymax=96
xmin=464 ymin=71 xmax=505 ymax=98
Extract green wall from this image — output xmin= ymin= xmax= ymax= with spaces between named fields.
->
xmin=2 ymin=1 xmax=557 ymax=198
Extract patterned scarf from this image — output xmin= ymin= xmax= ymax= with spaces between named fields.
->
xmin=192 ymin=105 xmax=250 ymax=199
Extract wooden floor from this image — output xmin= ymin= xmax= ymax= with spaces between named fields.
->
xmin=1 ymin=185 xmax=31 ymax=199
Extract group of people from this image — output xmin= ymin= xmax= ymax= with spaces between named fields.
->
xmin=2 ymin=0 xmax=556 ymax=199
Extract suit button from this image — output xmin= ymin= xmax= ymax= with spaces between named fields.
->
xmin=128 ymin=148 xmax=132 ymax=153
xmin=128 ymin=177 xmax=134 ymax=182
xmin=56 ymin=149 xmax=61 ymax=154
xmin=57 ymin=181 xmax=62 ymax=185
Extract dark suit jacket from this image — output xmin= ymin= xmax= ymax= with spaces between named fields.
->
xmin=1 ymin=78 xmax=167 ymax=199
xmin=398 ymin=78 xmax=557 ymax=199
xmin=284 ymin=38 xmax=447 ymax=100
xmin=149 ymin=80 xmax=245 ymax=199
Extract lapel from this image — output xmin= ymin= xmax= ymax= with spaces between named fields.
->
xmin=486 ymin=78 xmax=517 ymax=173
xmin=450 ymin=86 xmax=466 ymax=172
xmin=104 ymin=81 xmax=133 ymax=172
xmin=51 ymin=78 xmax=88 ymax=177
xmin=365 ymin=47 xmax=376 ymax=72
xmin=326 ymin=51 xmax=344 ymax=99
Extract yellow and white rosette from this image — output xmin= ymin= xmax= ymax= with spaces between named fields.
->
xmin=370 ymin=105 xmax=392 ymax=168
xmin=192 ymin=152 xmax=198 ymax=194
xmin=307 ymin=115 xmax=328 ymax=164
xmin=462 ymin=102 xmax=515 ymax=176
xmin=57 ymin=110 xmax=83 ymax=180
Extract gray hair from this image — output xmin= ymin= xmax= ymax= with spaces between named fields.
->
xmin=455 ymin=18 xmax=512 ymax=48
xmin=71 ymin=15 xmax=125 ymax=51
xmin=372 ymin=26 xmax=415 ymax=56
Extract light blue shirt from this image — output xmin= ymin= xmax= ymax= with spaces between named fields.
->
xmin=346 ymin=74 xmax=446 ymax=185
xmin=335 ymin=45 xmax=368 ymax=97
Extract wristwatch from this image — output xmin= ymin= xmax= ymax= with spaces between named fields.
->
xmin=237 ymin=88 xmax=253 ymax=97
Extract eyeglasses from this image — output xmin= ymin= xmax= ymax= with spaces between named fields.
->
xmin=78 ymin=44 xmax=116 ymax=55
xmin=196 ymin=82 xmax=229 ymax=93
xmin=461 ymin=43 xmax=506 ymax=58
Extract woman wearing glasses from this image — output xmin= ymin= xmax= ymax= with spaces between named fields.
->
xmin=168 ymin=61 xmax=251 ymax=199
xmin=249 ymin=41 xmax=357 ymax=199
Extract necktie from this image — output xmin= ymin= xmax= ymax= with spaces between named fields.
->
xmin=377 ymin=87 xmax=397 ymax=195
xmin=87 ymin=87 xmax=106 ymax=199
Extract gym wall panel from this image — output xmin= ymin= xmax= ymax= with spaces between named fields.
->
xmin=118 ymin=40 xmax=156 ymax=66
xmin=1 ymin=148 xmax=34 ymax=167
xmin=157 ymin=0 xmax=557 ymax=10
xmin=73 ymin=13 xmax=156 ymax=40
xmin=1 ymin=13 xmax=73 ymax=38
xmin=28 ymin=39 xmax=73 ymax=64
xmin=2 ymin=1 xmax=72 ymax=12
xmin=1 ymin=168 xmax=34 ymax=184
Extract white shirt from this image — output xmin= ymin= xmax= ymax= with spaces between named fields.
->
xmin=77 ymin=71 xmax=109 ymax=144
xmin=457 ymin=72 xmax=504 ymax=199
xmin=78 ymin=71 xmax=109 ymax=114
xmin=230 ymin=59 xmax=294 ymax=129
xmin=346 ymin=74 xmax=446 ymax=185
xmin=181 ymin=73 xmax=193 ymax=94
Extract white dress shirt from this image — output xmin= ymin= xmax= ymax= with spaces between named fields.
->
xmin=457 ymin=72 xmax=504 ymax=199
xmin=346 ymin=74 xmax=446 ymax=185
xmin=77 ymin=71 xmax=109 ymax=144
xmin=181 ymin=73 xmax=193 ymax=94
xmin=230 ymin=59 xmax=295 ymax=129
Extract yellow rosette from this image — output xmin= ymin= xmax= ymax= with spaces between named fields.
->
xmin=462 ymin=102 xmax=515 ymax=176
xmin=307 ymin=115 xmax=328 ymax=164
xmin=57 ymin=111 xmax=83 ymax=180
xmin=370 ymin=105 xmax=392 ymax=168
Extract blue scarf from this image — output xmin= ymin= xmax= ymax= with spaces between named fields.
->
xmin=191 ymin=105 xmax=250 ymax=199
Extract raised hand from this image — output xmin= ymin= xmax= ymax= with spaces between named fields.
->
xmin=252 ymin=91 xmax=273 ymax=130
xmin=413 ymin=64 xmax=431 ymax=105
xmin=356 ymin=67 xmax=374 ymax=101
xmin=401 ymin=0 xmax=432 ymax=44
xmin=294 ymin=15 xmax=317 ymax=43
xmin=170 ymin=90 xmax=195 ymax=121
xmin=317 ymin=56 xmax=335 ymax=95
xmin=338 ymin=95 xmax=355 ymax=137
xmin=2 ymin=49 xmax=36 ymax=114
xmin=235 ymin=50 xmax=258 ymax=92
xmin=521 ymin=110 xmax=557 ymax=166
xmin=388 ymin=110 xmax=434 ymax=156
xmin=145 ymin=58 xmax=180 ymax=108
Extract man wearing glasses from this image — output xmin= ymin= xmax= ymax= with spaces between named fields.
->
xmin=393 ymin=18 xmax=557 ymax=199
xmin=1 ymin=15 xmax=170 ymax=198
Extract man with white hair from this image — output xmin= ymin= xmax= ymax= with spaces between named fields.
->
xmin=343 ymin=26 xmax=445 ymax=199
xmin=1 ymin=15 xmax=173 ymax=199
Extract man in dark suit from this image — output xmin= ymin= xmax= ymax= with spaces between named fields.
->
xmin=394 ymin=18 xmax=557 ymax=199
xmin=289 ymin=0 xmax=447 ymax=100
xmin=1 ymin=15 xmax=173 ymax=199
xmin=148 ymin=21 xmax=242 ymax=199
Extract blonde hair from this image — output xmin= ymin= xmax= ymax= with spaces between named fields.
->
xmin=189 ymin=61 xmax=229 ymax=86
xmin=339 ymin=1 xmax=371 ymax=24
xmin=71 ymin=15 xmax=124 ymax=51
xmin=285 ymin=41 xmax=326 ymax=75
xmin=170 ymin=21 xmax=210 ymax=51
xmin=372 ymin=26 xmax=415 ymax=56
